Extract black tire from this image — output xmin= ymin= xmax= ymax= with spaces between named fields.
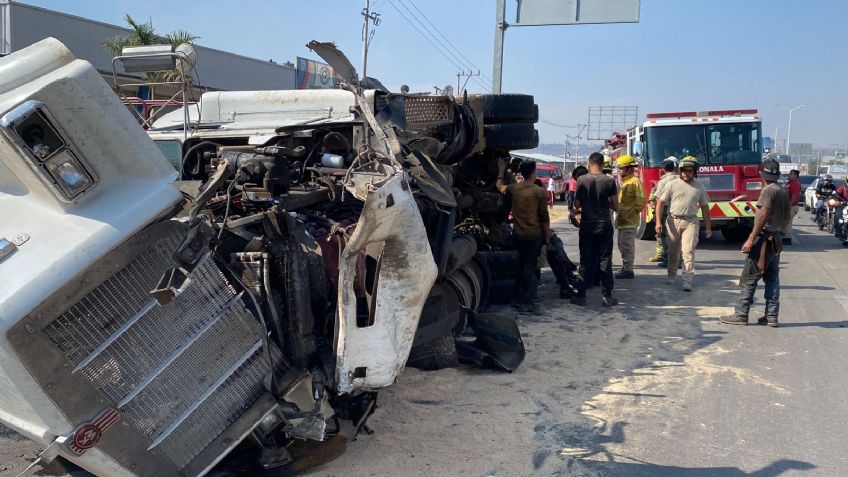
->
xmin=472 ymin=94 xmax=538 ymax=124
xmin=640 ymin=220 xmax=656 ymax=241
xmin=722 ymin=224 xmax=751 ymax=243
xmin=484 ymin=123 xmax=539 ymax=151
xmin=407 ymin=335 xmax=459 ymax=371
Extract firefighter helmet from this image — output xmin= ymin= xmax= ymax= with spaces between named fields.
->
xmin=679 ymin=156 xmax=699 ymax=170
xmin=617 ymin=155 xmax=637 ymax=168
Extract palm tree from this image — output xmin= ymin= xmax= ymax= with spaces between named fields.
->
xmin=102 ymin=14 xmax=199 ymax=86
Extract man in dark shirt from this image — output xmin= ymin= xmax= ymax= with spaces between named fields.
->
xmin=570 ymin=152 xmax=619 ymax=307
xmin=497 ymin=159 xmax=551 ymax=313
xmin=722 ymin=158 xmax=791 ymax=327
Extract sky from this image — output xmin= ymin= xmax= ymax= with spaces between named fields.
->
xmin=18 ymin=0 xmax=848 ymax=149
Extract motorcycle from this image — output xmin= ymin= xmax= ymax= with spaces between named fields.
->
xmin=817 ymin=197 xmax=841 ymax=232
xmin=834 ymin=199 xmax=848 ymax=246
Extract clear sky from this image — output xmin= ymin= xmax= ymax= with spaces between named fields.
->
xmin=19 ymin=0 xmax=847 ymax=149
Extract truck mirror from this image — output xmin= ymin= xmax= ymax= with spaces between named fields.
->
xmin=633 ymin=141 xmax=644 ymax=156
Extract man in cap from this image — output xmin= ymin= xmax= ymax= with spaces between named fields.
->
xmin=614 ymin=155 xmax=645 ymax=279
xmin=721 ymin=158 xmax=791 ymax=327
xmin=571 ymin=152 xmax=619 ymax=307
xmin=648 ymin=157 xmax=679 ymax=265
xmin=654 ymin=157 xmax=712 ymax=291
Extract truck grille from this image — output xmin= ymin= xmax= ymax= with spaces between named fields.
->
xmin=699 ymin=173 xmax=735 ymax=191
xmin=41 ymin=226 xmax=284 ymax=471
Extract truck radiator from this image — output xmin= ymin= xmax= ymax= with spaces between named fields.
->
xmin=38 ymin=225 xmax=284 ymax=471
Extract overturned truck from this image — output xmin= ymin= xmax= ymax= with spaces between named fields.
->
xmin=0 ymin=38 xmax=538 ymax=476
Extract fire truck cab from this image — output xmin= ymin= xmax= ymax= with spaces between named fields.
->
xmin=617 ymin=109 xmax=764 ymax=242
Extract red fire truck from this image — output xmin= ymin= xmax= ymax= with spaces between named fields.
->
xmin=609 ymin=109 xmax=764 ymax=242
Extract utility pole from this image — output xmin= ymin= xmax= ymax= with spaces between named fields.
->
xmin=457 ymin=70 xmax=481 ymax=93
xmin=574 ymin=124 xmax=587 ymax=162
xmin=773 ymin=125 xmax=783 ymax=154
xmin=492 ymin=0 xmax=507 ymax=93
xmin=361 ymin=0 xmax=381 ymax=83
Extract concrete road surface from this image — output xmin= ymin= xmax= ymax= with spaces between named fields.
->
xmin=2 ymin=207 xmax=846 ymax=477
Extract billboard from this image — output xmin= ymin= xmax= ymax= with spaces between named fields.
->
xmin=516 ymin=0 xmax=641 ymax=26
xmin=296 ymin=57 xmax=340 ymax=89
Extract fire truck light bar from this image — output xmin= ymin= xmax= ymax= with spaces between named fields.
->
xmin=646 ymin=109 xmax=758 ymax=119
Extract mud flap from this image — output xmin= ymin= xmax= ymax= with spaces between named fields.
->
xmin=456 ymin=311 xmax=525 ymax=372
xmin=335 ymin=171 xmax=438 ymax=393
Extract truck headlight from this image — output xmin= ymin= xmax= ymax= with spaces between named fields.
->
xmin=43 ymin=150 xmax=93 ymax=198
xmin=0 ymin=100 xmax=95 ymax=201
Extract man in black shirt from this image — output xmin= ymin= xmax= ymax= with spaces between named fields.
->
xmin=571 ymin=152 xmax=620 ymax=307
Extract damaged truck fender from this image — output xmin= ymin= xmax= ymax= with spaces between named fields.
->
xmin=336 ymin=170 xmax=438 ymax=393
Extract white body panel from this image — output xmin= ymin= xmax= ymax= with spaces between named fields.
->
xmin=0 ymin=38 xmax=181 ymax=474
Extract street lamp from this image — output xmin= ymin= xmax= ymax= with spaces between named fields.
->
xmin=777 ymin=104 xmax=806 ymax=154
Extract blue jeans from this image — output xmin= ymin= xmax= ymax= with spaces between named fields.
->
xmin=734 ymin=251 xmax=780 ymax=318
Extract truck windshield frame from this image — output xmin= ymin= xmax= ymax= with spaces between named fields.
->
xmin=644 ymin=122 xmax=762 ymax=167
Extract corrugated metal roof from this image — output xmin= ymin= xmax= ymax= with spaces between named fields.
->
xmin=1 ymin=1 xmax=295 ymax=91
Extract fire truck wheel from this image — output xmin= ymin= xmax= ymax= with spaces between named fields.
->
xmin=722 ymin=224 xmax=751 ymax=243
xmin=464 ymin=94 xmax=539 ymax=124
xmin=639 ymin=220 xmax=656 ymax=241
xmin=484 ymin=123 xmax=539 ymax=151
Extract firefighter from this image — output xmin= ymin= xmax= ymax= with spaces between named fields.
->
xmin=648 ymin=157 xmax=679 ymax=266
xmin=614 ymin=155 xmax=645 ymax=279
xmin=654 ymin=157 xmax=712 ymax=291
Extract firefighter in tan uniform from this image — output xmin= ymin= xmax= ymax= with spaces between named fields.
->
xmin=654 ymin=157 xmax=712 ymax=291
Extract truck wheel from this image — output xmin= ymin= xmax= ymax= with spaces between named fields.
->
xmin=484 ymin=123 xmax=539 ymax=151
xmin=407 ymin=335 xmax=459 ymax=371
xmin=468 ymin=94 xmax=538 ymax=124
xmin=723 ymin=224 xmax=751 ymax=243
xmin=640 ymin=220 xmax=656 ymax=241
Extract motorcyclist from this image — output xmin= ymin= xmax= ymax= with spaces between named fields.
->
xmin=833 ymin=182 xmax=848 ymax=241
xmin=813 ymin=174 xmax=837 ymax=222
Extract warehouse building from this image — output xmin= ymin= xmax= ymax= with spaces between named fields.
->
xmin=0 ymin=0 xmax=297 ymax=94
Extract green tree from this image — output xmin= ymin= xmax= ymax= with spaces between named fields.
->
xmin=102 ymin=14 xmax=199 ymax=86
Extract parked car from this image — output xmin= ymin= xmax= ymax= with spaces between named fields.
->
xmin=534 ymin=163 xmax=567 ymax=200
xmin=805 ymin=177 xmax=846 ymax=211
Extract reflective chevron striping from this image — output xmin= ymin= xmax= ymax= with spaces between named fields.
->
xmin=697 ymin=201 xmax=757 ymax=218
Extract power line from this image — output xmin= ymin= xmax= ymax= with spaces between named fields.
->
xmin=392 ymin=0 xmax=490 ymax=91
xmin=401 ymin=0 xmax=493 ymax=85
xmin=387 ymin=0 xmax=490 ymax=92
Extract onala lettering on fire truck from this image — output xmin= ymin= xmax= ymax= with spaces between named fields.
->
xmin=606 ymin=109 xmax=764 ymax=243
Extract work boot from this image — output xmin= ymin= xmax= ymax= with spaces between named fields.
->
xmin=657 ymin=261 xmax=668 ymax=268
xmin=559 ymin=286 xmax=575 ymax=299
xmin=601 ymin=295 xmax=618 ymax=307
xmin=649 ymin=254 xmax=663 ymax=262
xmin=570 ymin=296 xmax=587 ymax=307
xmin=682 ymin=281 xmax=693 ymax=292
xmin=518 ymin=301 xmax=541 ymax=315
xmin=720 ymin=315 xmax=749 ymax=325
xmin=614 ymin=270 xmax=634 ymax=279
xmin=756 ymin=316 xmax=779 ymax=327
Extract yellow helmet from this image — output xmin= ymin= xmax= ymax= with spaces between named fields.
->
xmin=617 ymin=155 xmax=636 ymax=168
xmin=603 ymin=155 xmax=614 ymax=171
